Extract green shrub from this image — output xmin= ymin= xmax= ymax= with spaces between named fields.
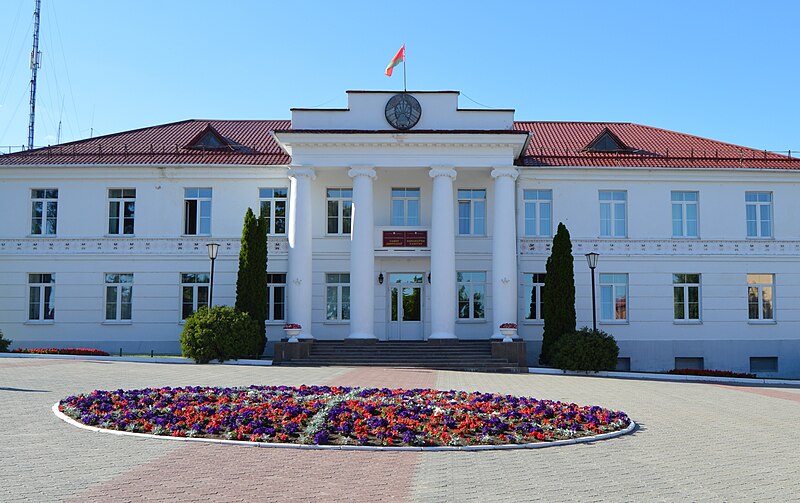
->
xmin=180 ymin=306 xmax=261 ymax=364
xmin=552 ymin=327 xmax=619 ymax=372
xmin=0 ymin=329 xmax=11 ymax=352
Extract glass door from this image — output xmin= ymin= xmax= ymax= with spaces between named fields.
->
xmin=387 ymin=273 xmax=424 ymax=340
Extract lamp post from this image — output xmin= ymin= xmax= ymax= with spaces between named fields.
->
xmin=207 ymin=243 xmax=220 ymax=307
xmin=585 ymin=252 xmax=599 ymax=332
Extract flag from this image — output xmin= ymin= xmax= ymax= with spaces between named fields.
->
xmin=384 ymin=45 xmax=405 ymax=76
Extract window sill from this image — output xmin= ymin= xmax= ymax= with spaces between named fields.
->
xmin=102 ymin=321 xmax=132 ymax=325
xmin=522 ymin=320 xmax=544 ymax=325
xmin=266 ymin=321 xmax=287 ymax=325
xmin=456 ymin=319 xmax=487 ymax=324
xmin=598 ymin=236 xmax=628 ymax=239
xmin=323 ymin=320 xmax=350 ymax=325
xmin=27 ymin=235 xmax=58 ymax=238
xmin=748 ymin=320 xmax=777 ymax=325
xmin=25 ymin=320 xmax=54 ymax=325
xmin=181 ymin=234 xmax=211 ymax=238
xmin=673 ymin=320 xmax=702 ymax=325
xmin=323 ymin=234 xmax=351 ymax=238
xmin=104 ymin=234 xmax=136 ymax=238
xmin=671 ymin=236 xmax=700 ymax=240
xmin=456 ymin=234 xmax=488 ymax=238
xmin=600 ymin=320 xmax=628 ymax=325
xmin=745 ymin=237 xmax=775 ymax=240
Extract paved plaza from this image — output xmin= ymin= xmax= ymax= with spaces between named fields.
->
xmin=2 ymin=358 xmax=799 ymax=502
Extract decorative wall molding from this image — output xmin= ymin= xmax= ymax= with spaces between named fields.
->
xmin=519 ymin=238 xmax=800 ymax=257
xmin=0 ymin=236 xmax=289 ymax=256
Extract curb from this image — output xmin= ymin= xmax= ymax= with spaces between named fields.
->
xmin=528 ymin=367 xmax=800 ymax=387
xmin=0 ymin=353 xmax=272 ymax=366
xmin=52 ymin=402 xmax=637 ymax=452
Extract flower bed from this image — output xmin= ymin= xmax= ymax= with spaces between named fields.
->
xmin=669 ymin=368 xmax=756 ymax=379
xmin=13 ymin=347 xmax=110 ymax=356
xmin=58 ymin=385 xmax=631 ymax=447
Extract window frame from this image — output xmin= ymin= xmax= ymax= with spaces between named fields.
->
xmin=599 ymin=190 xmax=627 ymax=238
xmin=30 ymin=188 xmax=58 ymax=236
xmin=457 ymin=189 xmax=487 ymax=236
xmin=266 ymin=273 xmax=287 ymax=323
xmin=673 ymin=273 xmax=701 ymax=323
xmin=104 ymin=273 xmax=133 ymax=322
xmin=671 ymin=191 xmax=699 ymax=238
xmin=325 ymin=273 xmax=351 ymax=322
xmin=390 ymin=188 xmax=421 ymax=226
xmin=522 ymin=272 xmax=546 ymax=322
xmin=599 ymin=273 xmax=629 ymax=323
xmin=457 ymin=271 xmax=487 ymax=320
xmin=28 ymin=273 xmax=55 ymax=322
xmin=259 ymin=187 xmax=289 ymax=236
xmin=745 ymin=191 xmax=773 ymax=239
xmin=183 ymin=187 xmax=212 ymax=236
xmin=326 ymin=189 xmax=353 ymax=236
xmin=523 ymin=190 xmax=553 ymax=237
xmin=108 ymin=188 xmax=136 ymax=236
xmin=747 ymin=273 xmax=775 ymax=322
xmin=180 ymin=273 xmax=209 ymax=320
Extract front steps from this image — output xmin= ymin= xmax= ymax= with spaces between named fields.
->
xmin=273 ymin=340 xmax=527 ymax=373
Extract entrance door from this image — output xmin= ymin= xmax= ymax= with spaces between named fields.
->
xmin=387 ymin=273 xmax=424 ymax=340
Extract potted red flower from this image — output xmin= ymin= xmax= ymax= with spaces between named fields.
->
xmin=499 ymin=323 xmax=517 ymax=342
xmin=283 ymin=323 xmax=302 ymax=343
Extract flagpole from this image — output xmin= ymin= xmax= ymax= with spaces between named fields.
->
xmin=403 ymin=44 xmax=407 ymax=93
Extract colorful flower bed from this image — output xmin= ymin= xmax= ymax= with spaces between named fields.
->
xmin=58 ymin=385 xmax=631 ymax=447
xmin=669 ymin=368 xmax=756 ymax=378
xmin=14 ymin=347 xmax=110 ymax=356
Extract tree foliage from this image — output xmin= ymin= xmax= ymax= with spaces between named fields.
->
xmin=235 ymin=208 xmax=268 ymax=356
xmin=540 ymin=222 xmax=576 ymax=365
xmin=552 ymin=327 xmax=619 ymax=372
xmin=180 ymin=306 xmax=262 ymax=363
xmin=0 ymin=329 xmax=11 ymax=352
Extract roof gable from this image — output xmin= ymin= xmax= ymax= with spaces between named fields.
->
xmin=184 ymin=124 xmax=232 ymax=151
xmin=584 ymin=127 xmax=629 ymax=152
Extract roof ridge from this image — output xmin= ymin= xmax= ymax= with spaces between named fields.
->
xmin=629 ymin=122 xmax=788 ymax=158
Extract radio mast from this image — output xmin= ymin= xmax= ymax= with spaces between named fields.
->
xmin=27 ymin=0 xmax=42 ymax=150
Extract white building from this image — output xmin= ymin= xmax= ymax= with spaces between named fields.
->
xmin=1 ymin=90 xmax=799 ymax=377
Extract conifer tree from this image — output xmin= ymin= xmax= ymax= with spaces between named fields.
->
xmin=540 ymin=222 xmax=576 ymax=365
xmin=235 ymin=208 xmax=268 ymax=356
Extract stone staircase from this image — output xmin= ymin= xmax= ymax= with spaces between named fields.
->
xmin=274 ymin=340 xmax=527 ymax=373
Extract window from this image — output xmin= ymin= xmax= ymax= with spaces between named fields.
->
xmin=326 ymin=189 xmax=352 ymax=235
xmin=523 ymin=190 xmax=552 ymax=237
xmin=600 ymin=273 xmax=628 ymax=322
xmin=673 ymin=274 xmax=700 ymax=321
xmin=266 ymin=273 xmax=286 ymax=322
xmin=746 ymin=192 xmax=772 ymax=238
xmin=105 ymin=273 xmax=133 ymax=321
xmin=325 ymin=273 xmax=350 ymax=321
xmin=259 ymin=188 xmax=288 ymax=235
xmin=599 ymin=191 xmax=626 ymax=237
xmin=457 ymin=271 xmax=486 ymax=319
xmin=522 ymin=273 xmax=546 ymax=321
xmin=750 ymin=357 xmax=778 ymax=373
xmin=457 ymin=189 xmax=486 ymax=235
xmin=391 ymin=188 xmax=420 ymax=226
xmin=747 ymin=274 xmax=774 ymax=321
xmin=28 ymin=273 xmax=55 ymax=320
xmin=671 ymin=191 xmax=698 ymax=238
xmin=108 ymin=188 xmax=136 ymax=235
xmin=181 ymin=273 xmax=209 ymax=320
xmin=675 ymin=357 xmax=704 ymax=370
xmin=31 ymin=189 xmax=58 ymax=235
xmin=184 ymin=188 xmax=212 ymax=235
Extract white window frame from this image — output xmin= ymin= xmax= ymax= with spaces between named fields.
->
xmin=747 ymin=274 xmax=775 ymax=322
xmin=457 ymin=271 xmax=486 ymax=320
xmin=266 ymin=273 xmax=287 ymax=322
xmin=105 ymin=273 xmax=133 ymax=322
xmin=326 ymin=189 xmax=353 ymax=235
xmin=671 ymin=191 xmax=698 ymax=238
xmin=673 ymin=273 xmax=701 ymax=322
xmin=457 ymin=189 xmax=486 ymax=236
xmin=522 ymin=272 xmax=546 ymax=322
xmin=181 ymin=273 xmax=209 ymax=320
xmin=599 ymin=190 xmax=627 ymax=238
xmin=184 ymin=188 xmax=212 ymax=236
xmin=28 ymin=273 xmax=55 ymax=321
xmin=259 ymin=188 xmax=288 ymax=236
xmin=745 ymin=192 xmax=773 ymax=239
xmin=390 ymin=188 xmax=421 ymax=226
xmin=600 ymin=273 xmax=628 ymax=322
xmin=523 ymin=190 xmax=552 ymax=237
xmin=108 ymin=188 xmax=136 ymax=235
xmin=30 ymin=189 xmax=58 ymax=236
xmin=325 ymin=273 xmax=350 ymax=321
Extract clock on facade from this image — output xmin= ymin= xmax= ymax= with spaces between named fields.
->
xmin=384 ymin=93 xmax=422 ymax=130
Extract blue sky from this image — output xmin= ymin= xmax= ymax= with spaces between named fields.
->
xmin=0 ymin=0 xmax=797 ymax=152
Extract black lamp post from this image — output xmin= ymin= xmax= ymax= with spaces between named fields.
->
xmin=207 ymin=243 xmax=220 ymax=307
xmin=585 ymin=252 xmax=599 ymax=332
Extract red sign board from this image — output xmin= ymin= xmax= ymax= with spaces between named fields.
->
xmin=382 ymin=231 xmax=428 ymax=248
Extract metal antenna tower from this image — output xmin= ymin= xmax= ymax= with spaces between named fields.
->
xmin=27 ymin=0 xmax=42 ymax=150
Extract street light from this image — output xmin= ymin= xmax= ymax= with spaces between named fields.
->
xmin=585 ymin=252 xmax=599 ymax=332
xmin=207 ymin=243 xmax=220 ymax=307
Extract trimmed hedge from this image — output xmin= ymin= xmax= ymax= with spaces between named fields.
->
xmin=12 ymin=347 xmax=110 ymax=356
xmin=552 ymin=327 xmax=619 ymax=372
xmin=180 ymin=306 xmax=261 ymax=364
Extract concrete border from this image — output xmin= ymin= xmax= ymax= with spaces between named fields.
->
xmin=529 ymin=367 xmax=800 ymax=386
xmin=52 ymin=402 xmax=637 ymax=452
xmin=0 ymin=353 xmax=272 ymax=366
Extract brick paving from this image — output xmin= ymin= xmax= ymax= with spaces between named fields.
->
xmin=2 ymin=358 xmax=799 ymax=502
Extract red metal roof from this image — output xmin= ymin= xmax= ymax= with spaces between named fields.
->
xmin=1 ymin=119 xmax=797 ymax=170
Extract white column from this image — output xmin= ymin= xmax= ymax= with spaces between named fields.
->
xmin=490 ymin=167 xmax=519 ymax=339
xmin=429 ymin=166 xmax=458 ymax=340
xmin=347 ymin=166 xmax=377 ymax=339
xmin=287 ymin=166 xmax=315 ymax=339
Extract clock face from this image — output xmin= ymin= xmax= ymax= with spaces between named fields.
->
xmin=385 ymin=93 xmax=422 ymax=130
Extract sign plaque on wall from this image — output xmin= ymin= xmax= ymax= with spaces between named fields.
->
xmin=382 ymin=231 xmax=428 ymax=248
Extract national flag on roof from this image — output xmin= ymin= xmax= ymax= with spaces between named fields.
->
xmin=385 ymin=45 xmax=405 ymax=76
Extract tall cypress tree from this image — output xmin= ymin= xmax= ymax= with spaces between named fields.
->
xmin=235 ymin=208 xmax=268 ymax=356
xmin=540 ymin=222 xmax=576 ymax=365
